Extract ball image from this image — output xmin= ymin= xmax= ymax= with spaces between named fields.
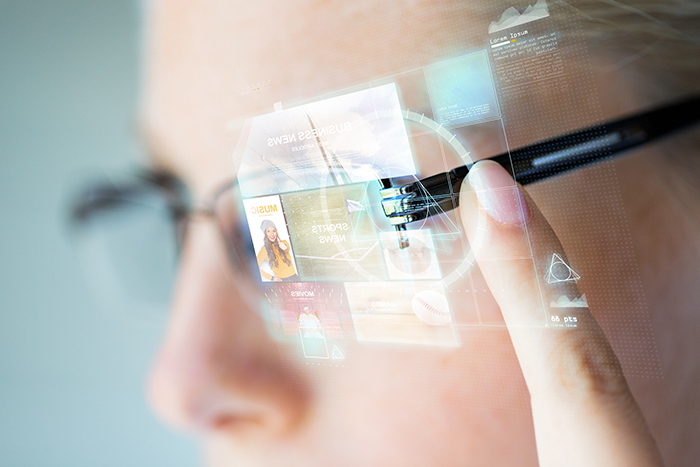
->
xmin=411 ymin=290 xmax=451 ymax=326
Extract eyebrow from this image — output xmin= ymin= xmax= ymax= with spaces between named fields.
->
xmin=139 ymin=118 xmax=179 ymax=176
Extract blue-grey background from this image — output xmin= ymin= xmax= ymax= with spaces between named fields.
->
xmin=0 ymin=1 xmax=199 ymax=465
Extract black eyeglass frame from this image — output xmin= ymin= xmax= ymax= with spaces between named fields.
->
xmin=69 ymin=94 xmax=700 ymax=257
xmin=379 ymin=94 xmax=700 ymax=226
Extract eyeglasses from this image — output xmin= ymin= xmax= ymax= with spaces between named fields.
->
xmin=67 ymin=167 xmax=258 ymax=317
xmin=379 ymin=95 xmax=700 ymax=247
xmin=66 ymin=94 xmax=700 ymax=318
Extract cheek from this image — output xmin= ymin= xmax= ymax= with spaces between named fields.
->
xmin=288 ymin=336 xmax=534 ymax=464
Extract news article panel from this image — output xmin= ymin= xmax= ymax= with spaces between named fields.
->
xmin=232 ymin=82 xmax=466 ymax=353
xmin=235 ymin=83 xmax=416 ymax=199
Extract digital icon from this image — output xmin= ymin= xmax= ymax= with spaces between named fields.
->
xmin=550 ymin=294 xmax=588 ymax=308
xmin=544 ymin=253 xmax=580 ymax=284
xmin=345 ymin=199 xmax=365 ymax=213
xmin=411 ymin=290 xmax=452 ymax=326
xmin=331 ymin=345 xmax=345 ymax=360
xmin=299 ymin=327 xmax=329 ymax=359
xmin=489 ymin=0 xmax=550 ymax=34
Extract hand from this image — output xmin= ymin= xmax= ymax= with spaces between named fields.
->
xmin=459 ymin=161 xmax=663 ymax=467
xmin=272 ymin=275 xmax=282 ymax=282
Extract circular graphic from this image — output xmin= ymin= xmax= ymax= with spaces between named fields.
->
xmin=386 ymin=237 xmax=433 ymax=275
xmin=411 ymin=290 xmax=451 ymax=326
xmin=550 ymin=261 xmax=572 ymax=281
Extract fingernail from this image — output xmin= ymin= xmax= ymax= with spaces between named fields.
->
xmin=468 ymin=161 xmax=530 ymax=225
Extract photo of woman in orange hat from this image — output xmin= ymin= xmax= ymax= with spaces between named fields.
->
xmin=256 ymin=219 xmax=299 ymax=282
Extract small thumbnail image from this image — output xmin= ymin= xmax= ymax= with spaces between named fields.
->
xmin=242 ymin=195 xmax=299 ymax=283
xmin=425 ymin=49 xmax=500 ymax=128
xmin=299 ymin=325 xmax=329 ymax=359
xmin=281 ymin=183 xmax=388 ymax=282
xmin=380 ymin=228 xmax=442 ymax=280
xmin=261 ymin=283 xmax=355 ymax=359
xmin=344 ymin=281 xmax=459 ymax=347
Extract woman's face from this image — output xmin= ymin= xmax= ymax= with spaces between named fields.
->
xmin=265 ymin=227 xmax=277 ymax=243
xmin=141 ymin=1 xmax=665 ymax=465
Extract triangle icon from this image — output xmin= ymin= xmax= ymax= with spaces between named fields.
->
xmin=346 ymin=198 xmax=365 ymax=213
xmin=544 ymin=253 xmax=580 ymax=284
xmin=331 ymin=345 xmax=345 ymax=360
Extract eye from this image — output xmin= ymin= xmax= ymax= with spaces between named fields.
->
xmin=67 ymin=169 xmax=187 ymax=317
xmin=213 ymin=189 xmax=260 ymax=276
xmin=234 ymin=219 xmax=257 ymax=263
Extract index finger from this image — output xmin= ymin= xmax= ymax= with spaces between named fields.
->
xmin=460 ymin=160 xmax=663 ymax=466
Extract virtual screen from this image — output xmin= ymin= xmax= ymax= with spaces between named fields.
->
xmin=230 ymin=0 xmax=660 ymax=376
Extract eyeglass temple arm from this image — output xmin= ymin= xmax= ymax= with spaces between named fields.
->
xmin=380 ymin=94 xmax=700 ymax=226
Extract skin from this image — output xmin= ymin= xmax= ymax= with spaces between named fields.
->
xmin=265 ymin=227 xmax=277 ymax=243
xmin=142 ymin=0 xmax=700 ymax=465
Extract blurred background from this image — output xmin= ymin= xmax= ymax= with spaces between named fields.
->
xmin=0 ymin=1 xmax=198 ymax=465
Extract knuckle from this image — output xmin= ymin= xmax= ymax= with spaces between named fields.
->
xmin=548 ymin=330 xmax=630 ymax=400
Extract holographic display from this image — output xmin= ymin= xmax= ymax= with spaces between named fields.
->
xmin=230 ymin=17 xmax=662 ymax=377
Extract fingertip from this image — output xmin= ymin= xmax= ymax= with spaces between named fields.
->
xmin=466 ymin=161 xmax=530 ymax=226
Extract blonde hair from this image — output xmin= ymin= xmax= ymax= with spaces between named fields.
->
xmin=569 ymin=0 xmax=700 ymax=203
xmin=572 ymin=0 xmax=700 ymax=100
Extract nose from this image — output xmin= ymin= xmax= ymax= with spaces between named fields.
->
xmin=148 ymin=222 xmax=309 ymax=434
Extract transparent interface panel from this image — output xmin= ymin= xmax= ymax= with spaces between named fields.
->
xmin=230 ymin=0 xmax=660 ymax=378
